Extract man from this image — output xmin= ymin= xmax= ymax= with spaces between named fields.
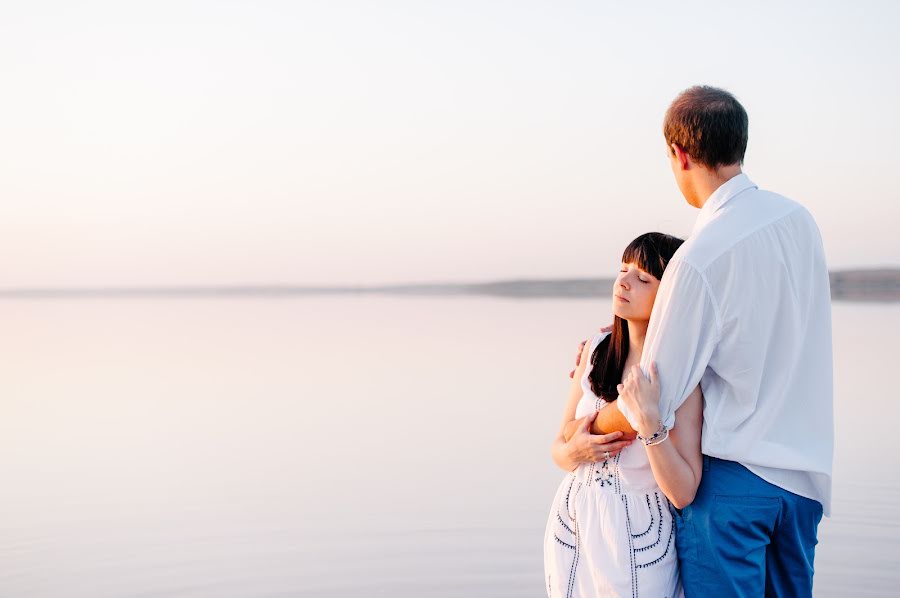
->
xmin=584 ymin=86 xmax=833 ymax=597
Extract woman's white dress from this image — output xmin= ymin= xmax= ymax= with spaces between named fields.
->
xmin=544 ymin=332 xmax=682 ymax=598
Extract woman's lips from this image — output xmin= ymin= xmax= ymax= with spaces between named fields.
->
xmin=615 ymin=294 xmax=630 ymax=303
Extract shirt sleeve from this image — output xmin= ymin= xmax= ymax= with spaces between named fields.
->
xmin=616 ymin=257 xmax=720 ymax=429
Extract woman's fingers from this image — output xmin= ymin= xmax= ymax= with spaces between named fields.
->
xmin=590 ymin=441 xmax=631 ymax=460
xmin=630 ymin=364 xmax=644 ymax=383
xmin=596 ymin=440 xmax=631 ymax=453
xmin=591 ymin=430 xmax=623 ymax=443
xmin=578 ymin=411 xmax=597 ymax=432
xmin=649 ymin=362 xmax=660 ymax=387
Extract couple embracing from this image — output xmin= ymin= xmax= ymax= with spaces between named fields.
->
xmin=544 ymin=86 xmax=833 ymax=598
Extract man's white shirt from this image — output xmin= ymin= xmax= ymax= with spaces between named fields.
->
xmin=617 ymin=173 xmax=834 ymax=515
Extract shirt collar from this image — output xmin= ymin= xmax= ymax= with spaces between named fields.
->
xmin=691 ymin=173 xmax=758 ymax=235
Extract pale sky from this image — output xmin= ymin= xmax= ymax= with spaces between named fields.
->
xmin=1 ymin=0 xmax=898 ymax=287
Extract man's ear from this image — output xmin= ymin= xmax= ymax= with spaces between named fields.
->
xmin=671 ymin=143 xmax=690 ymax=171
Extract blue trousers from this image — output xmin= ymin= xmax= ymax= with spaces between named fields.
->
xmin=674 ymin=456 xmax=823 ymax=598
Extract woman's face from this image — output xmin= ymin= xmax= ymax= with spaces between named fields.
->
xmin=612 ymin=262 xmax=661 ymax=322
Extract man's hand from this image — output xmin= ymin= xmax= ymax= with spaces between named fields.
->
xmin=565 ymin=411 xmax=632 ymax=465
xmin=568 ymin=339 xmax=588 ymax=379
xmin=617 ymin=363 xmax=662 ymax=437
xmin=568 ymin=324 xmax=614 ymax=378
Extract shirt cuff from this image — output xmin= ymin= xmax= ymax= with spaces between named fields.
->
xmin=661 ymin=411 xmax=676 ymax=430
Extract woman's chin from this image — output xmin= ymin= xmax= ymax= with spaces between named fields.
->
xmin=613 ymin=310 xmax=650 ymax=324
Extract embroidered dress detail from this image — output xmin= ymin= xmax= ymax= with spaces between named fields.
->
xmin=544 ymin=332 xmax=683 ymax=598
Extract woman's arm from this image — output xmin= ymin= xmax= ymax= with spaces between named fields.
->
xmin=563 ymin=416 xmax=585 ymax=442
xmin=618 ymin=364 xmax=703 ymax=508
xmin=644 ymin=387 xmax=702 ymax=508
xmin=552 ymin=340 xmax=631 ymax=471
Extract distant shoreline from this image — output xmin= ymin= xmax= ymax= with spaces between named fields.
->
xmin=1 ymin=268 xmax=897 ymax=302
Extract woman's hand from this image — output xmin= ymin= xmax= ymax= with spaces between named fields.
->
xmin=565 ymin=411 xmax=632 ymax=467
xmin=617 ymin=363 xmax=662 ymax=437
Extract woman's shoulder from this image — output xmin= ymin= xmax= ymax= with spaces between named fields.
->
xmin=574 ymin=330 xmax=610 ymax=379
xmin=587 ymin=329 xmax=612 ymax=353
xmin=578 ymin=330 xmax=611 ymax=399
xmin=577 ymin=330 xmax=611 ymax=373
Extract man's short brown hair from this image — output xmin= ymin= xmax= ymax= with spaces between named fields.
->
xmin=664 ymin=86 xmax=748 ymax=168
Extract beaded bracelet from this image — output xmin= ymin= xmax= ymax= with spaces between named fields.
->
xmin=636 ymin=421 xmax=669 ymax=446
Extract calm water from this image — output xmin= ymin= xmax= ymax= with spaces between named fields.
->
xmin=1 ymin=297 xmax=897 ymax=597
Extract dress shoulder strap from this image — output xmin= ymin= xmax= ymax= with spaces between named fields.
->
xmin=580 ymin=331 xmax=611 ymax=400
xmin=588 ymin=330 xmax=611 ymax=354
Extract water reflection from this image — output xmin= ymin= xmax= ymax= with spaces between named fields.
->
xmin=0 ymin=298 xmax=896 ymax=596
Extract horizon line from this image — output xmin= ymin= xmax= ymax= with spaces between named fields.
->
xmin=0 ymin=268 xmax=897 ymax=302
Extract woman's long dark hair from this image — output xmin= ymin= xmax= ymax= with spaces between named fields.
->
xmin=588 ymin=232 xmax=684 ymax=402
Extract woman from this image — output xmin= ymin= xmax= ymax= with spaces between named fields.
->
xmin=544 ymin=232 xmax=703 ymax=598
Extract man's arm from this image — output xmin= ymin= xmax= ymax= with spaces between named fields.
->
xmin=563 ymin=325 xmax=629 ymax=436
xmin=617 ymin=258 xmax=720 ymax=429
xmin=590 ymin=402 xmax=637 ymax=438
xmin=553 ymin=339 xmax=631 ymax=469
xmin=563 ymin=409 xmax=636 ymax=441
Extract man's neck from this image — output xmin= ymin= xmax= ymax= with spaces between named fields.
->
xmin=694 ymin=164 xmax=743 ymax=209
